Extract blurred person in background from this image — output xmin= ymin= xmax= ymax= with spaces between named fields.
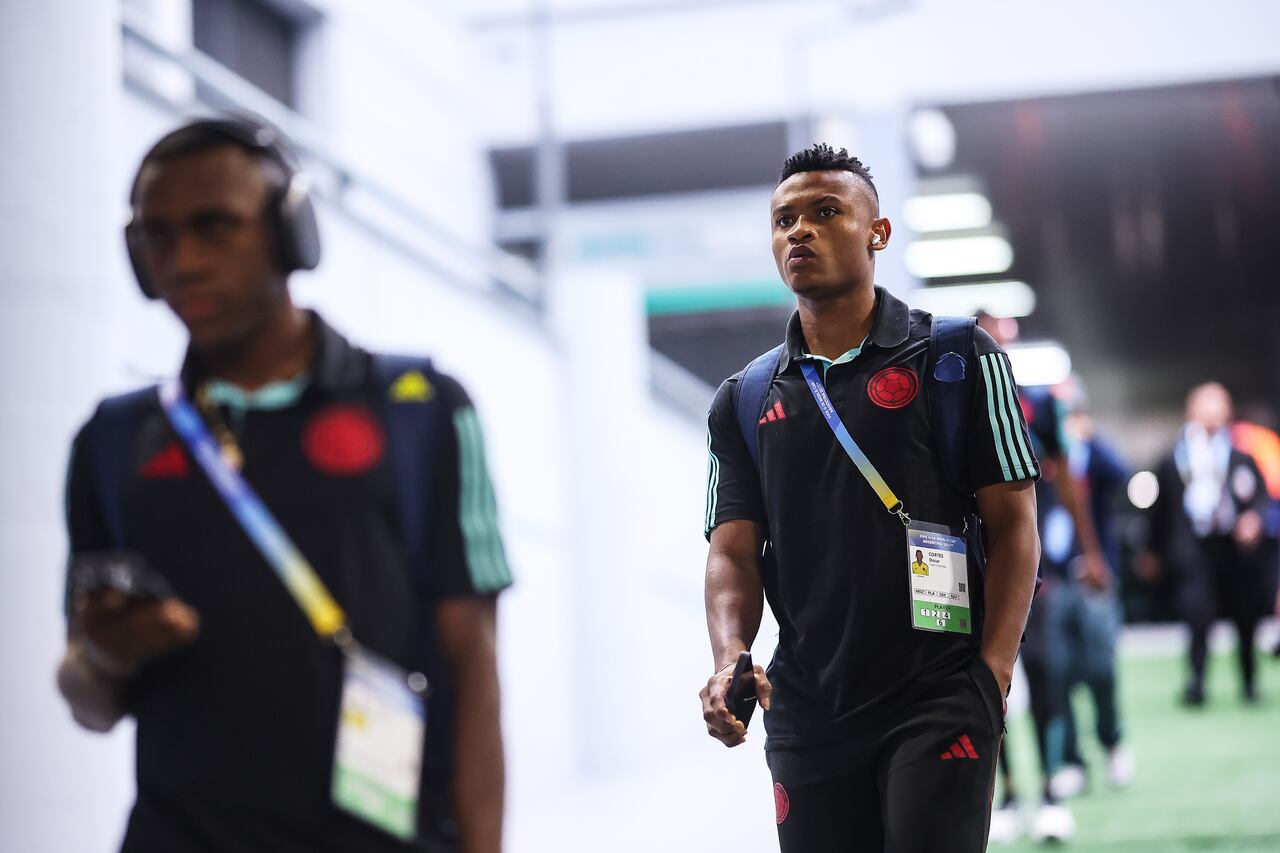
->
xmin=1230 ymin=407 xmax=1280 ymax=651
xmin=977 ymin=314 xmax=1113 ymax=844
xmin=700 ymin=145 xmax=1041 ymax=853
xmin=1049 ymin=379 xmax=1134 ymax=800
xmin=1148 ymin=383 xmax=1272 ymax=705
xmin=55 ymin=117 xmax=511 ymax=853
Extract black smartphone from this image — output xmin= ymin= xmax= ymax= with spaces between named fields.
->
xmin=724 ymin=650 xmax=758 ymax=730
xmin=68 ymin=551 xmax=175 ymax=601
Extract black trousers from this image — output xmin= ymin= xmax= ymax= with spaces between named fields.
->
xmin=766 ymin=656 xmax=1004 ymax=853
xmin=1020 ymin=580 xmax=1069 ymax=784
xmin=1178 ymin=535 xmax=1266 ymax=695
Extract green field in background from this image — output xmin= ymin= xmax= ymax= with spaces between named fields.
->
xmin=996 ymin=650 xmax=1280 ymax=851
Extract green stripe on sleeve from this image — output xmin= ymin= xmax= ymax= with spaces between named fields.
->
xmin=704 ymin=429 xmax=720 ymax=534
xmin=453 ymin=407 xmax=512 ymax=593
xmin=989 ymin=354 xmax=1028 ymax=480
xmin=996 ymin=355 xmax=1038 ymax=475
xmin=980 ymin=355 xmax=1015 ymax=480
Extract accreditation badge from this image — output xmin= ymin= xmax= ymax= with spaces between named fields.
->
xmin=332 ymin=645 xmax=427 ymax=840
xmin=906 ymin=521 xmax=972 ymax=635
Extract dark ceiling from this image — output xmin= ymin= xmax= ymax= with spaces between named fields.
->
xmin=938 ymin=76 xmax=1280 ymax=423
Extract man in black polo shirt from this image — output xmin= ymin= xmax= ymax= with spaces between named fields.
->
xmin=55 ymin=119 xmax=510 ymax=852
xmin=699 ymin=144 xmax=1042 ymax=851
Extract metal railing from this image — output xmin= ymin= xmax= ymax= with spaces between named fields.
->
xmin=121 ymin=5 xmax=717 ymax=419
xmin=121 ymin=5 xmax=544 ymax=318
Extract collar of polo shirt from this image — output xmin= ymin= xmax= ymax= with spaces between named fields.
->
xmin=178 ymin=310 xmax=368 ymax=397
xmin=778 ymin=286 xmax=913 ymax=378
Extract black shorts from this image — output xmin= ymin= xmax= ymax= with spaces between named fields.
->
xmin=766 ymin=656 xmax=1004 ymax=853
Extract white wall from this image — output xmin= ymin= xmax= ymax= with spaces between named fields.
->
xmin=0 ymin=3 xmax=136 ymax=850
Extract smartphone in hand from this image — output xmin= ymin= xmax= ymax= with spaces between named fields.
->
xmin=725 ymin=650 xmax=758 ymax=730
xmin=68 ymin=551 xmax=175 ymax=602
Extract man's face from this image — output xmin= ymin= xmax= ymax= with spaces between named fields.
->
xmin=916 ymin=550 xmax=923 ymax=561
xmin=1187 ymin=384 xmax=1232 ymax=433
xmin=133 ymin=145 xmax=283 ymax=348
xmin=770 ymin=170 xmax=888 ymax=300
xmin=976 ymin=314 xmax=1019 ymax=349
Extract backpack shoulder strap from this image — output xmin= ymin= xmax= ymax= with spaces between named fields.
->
xmin=734 ymin=343 xmax=785 ymax=470
xmin=84 ymin=386 xmax=158 ymax=548
xmin=927 ymin=315 xmax=977 ymax=497
xmin=373 ymin=353 xmax=446 ymax=588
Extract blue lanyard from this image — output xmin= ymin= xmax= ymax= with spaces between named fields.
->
xmin=158 ymin=380 xmax=348 ymax=639
xmin=799 ymin=362 xmax=910 ymax=525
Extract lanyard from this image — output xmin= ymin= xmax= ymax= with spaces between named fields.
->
xmin=159 ymin=380 xmax=348 ymax=641
xmin=799 ymin=361 xmax=911 ymax=526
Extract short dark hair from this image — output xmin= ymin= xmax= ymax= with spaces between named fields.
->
xmin=779 ymin=143 xmax=878 ymax=204
xmin=131 ymin=119 xmax=288 ymax=204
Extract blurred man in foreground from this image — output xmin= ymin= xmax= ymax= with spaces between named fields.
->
xmin=1148 ymin=383 xmax=1271 ymax=705
xmin=700 ymin=144 xmax=1041 ymax=852
xmin=56 ymin=117 xmax=510 ymax=852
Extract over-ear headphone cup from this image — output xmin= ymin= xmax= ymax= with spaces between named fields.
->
xmin=124 ymin=224 xmax=159 ymax=299
xmin=271 ymin=176 xmax=321 ymax=273
xmin=286 ymin=187 xmax=321 ymax=272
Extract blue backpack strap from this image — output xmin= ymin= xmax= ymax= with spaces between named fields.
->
xmin=928 ymin=315 xmax=1026 ymax=597
xmin=927 ymin=315 xmax=977 ymax=498
xmin=84 ymin=387 xmax=158 ymax=549
xmin=373 ymin=353 xmax=445 ymax=589
xmin=735 ymin=343 xmax=785 ymax=469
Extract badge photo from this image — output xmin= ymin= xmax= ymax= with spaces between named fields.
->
xmin=905 ymin=522 xmax=971 ymax=635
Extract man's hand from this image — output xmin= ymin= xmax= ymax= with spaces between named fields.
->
xmin=980 ymin=654 xmax=1013 ymax=700
xmin=1077 ymin=550 xmax=1112 ymax=592
xmin=74 ymin=589 xmax=200 ymax=675
xmin=1132 ymin=551 xmax=1161 ymax=584
xmin=700 ymin=660 xmax=771 ymax=748
xmin=1235 ymin=509 xmax=1264 ymax=551
xmin=58 ymin=591 xmax=199 ymax=732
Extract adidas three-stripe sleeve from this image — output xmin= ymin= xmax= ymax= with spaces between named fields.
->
xmin=966 ymin=328 xmax=1042 ymax=490
xmin=429 ymin=374 xmax=514 ymax=598
xmin=704 ymin=376 xmax=768 ymax=540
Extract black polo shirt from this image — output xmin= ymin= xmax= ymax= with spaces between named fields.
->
xmin=65 ymin=313 xmax=512 ymax=852
xmin=704 ymin=287 xmax=1039 ymax=751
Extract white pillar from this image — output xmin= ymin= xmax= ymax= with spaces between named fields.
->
xmin=0 ymin=3 xmax=135 ymax=851
xmin=547 ymin=264 xmax=651 ymax=778
xmin=848 ymin=106 xmax=918 ymax=299
xmin=798 ymin=107 xmax=919 ymax=299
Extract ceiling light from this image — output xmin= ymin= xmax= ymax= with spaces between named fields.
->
xmin=1006 ymin=343 xmax=1072 ymax=388
xmin=907 ymin=108 xmax=957 ymax=171
xmin=911 ymin=281 xmax=1035 ymax=318
xmin=904 ymin=235 xmax=1013 ymax=279
xmin=902 ymin=192 xmax=993 ymax=233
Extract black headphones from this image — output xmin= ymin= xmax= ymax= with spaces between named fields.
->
xmin=124 ymin=116 xmax=321 ymax=299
